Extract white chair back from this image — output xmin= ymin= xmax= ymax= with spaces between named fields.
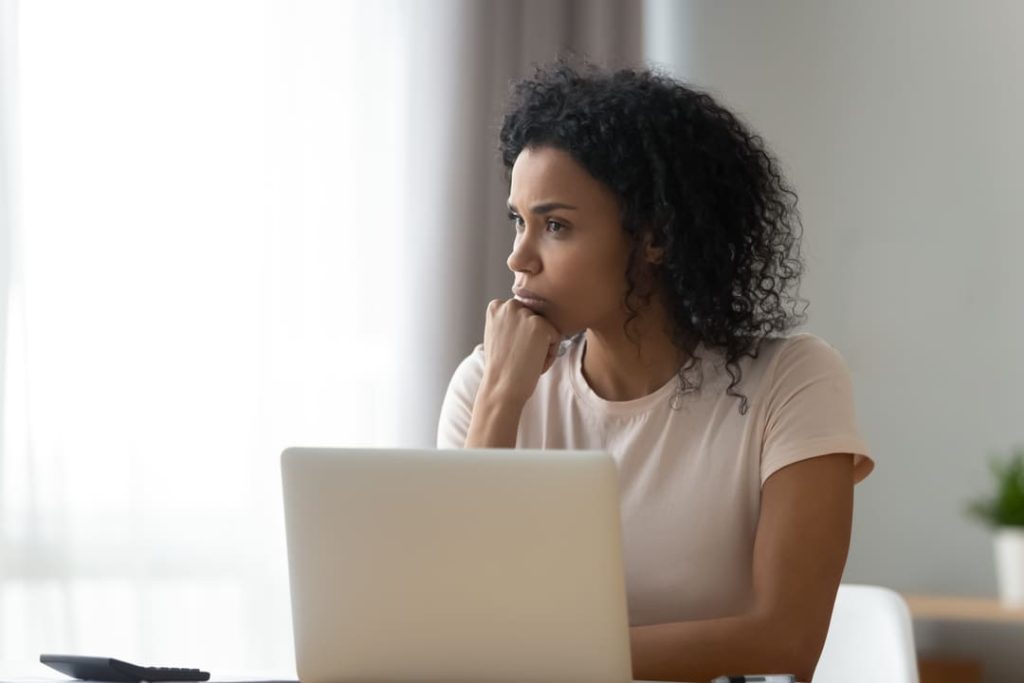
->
xmin=813 ymin=584 xmax=920 ymax=683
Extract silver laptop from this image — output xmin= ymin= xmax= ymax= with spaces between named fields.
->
xmin=280 ymin=447 xmax=633 ymax=683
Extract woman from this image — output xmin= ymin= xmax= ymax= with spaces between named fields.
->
xmin=436 ymin=61 xmax=874 ymax=682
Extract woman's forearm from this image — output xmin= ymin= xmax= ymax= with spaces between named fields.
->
xmin=463 ymin=380 xmax=526 ymax=448
xmin=629 ymin=612 xmax=820 ymax=683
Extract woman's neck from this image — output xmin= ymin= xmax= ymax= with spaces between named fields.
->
xmin=580 ymin=301 xmax=688 ymax=402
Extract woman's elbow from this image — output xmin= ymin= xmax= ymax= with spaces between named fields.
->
xmin=784 ymin=620 xmax=831 ymax=682
xmin=755 ymin=608 xmax=830 ymax=682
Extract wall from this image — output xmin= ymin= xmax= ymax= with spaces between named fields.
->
xmin=645 ymin=1 xmax=1024 ymax=679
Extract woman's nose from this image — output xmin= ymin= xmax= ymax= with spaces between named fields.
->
xmin=506 ymin=233 xmax=539 ymax=274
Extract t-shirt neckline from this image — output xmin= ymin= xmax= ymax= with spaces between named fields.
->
xmin=567 ymin=336 xmax=688 ymax=417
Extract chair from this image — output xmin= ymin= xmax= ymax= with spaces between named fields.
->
xmin=812 ymin=584 xmax=920 ymax=683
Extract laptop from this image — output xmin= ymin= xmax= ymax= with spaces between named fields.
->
xmin=280 ymin=447 xmax=633 ymax=683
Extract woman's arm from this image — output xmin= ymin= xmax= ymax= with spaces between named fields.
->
xmin=463 ymin=379 xmax=527 ymax=448
xmin=460 ymin=300 xmax=561 ymax=449
xmin=629 ymin=452 xmax=854 ymax=682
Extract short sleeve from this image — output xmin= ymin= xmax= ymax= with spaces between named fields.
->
xmin=436 ymin=344 xmax=486 ymax=449
xmin=760 ymin=334 xmax=874 ymax=486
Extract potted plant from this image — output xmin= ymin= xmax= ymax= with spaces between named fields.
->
xmin=967 ymin=446 xmax=1024 ymax=607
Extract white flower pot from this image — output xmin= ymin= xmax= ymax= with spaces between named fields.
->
xmin=994 ymin=527 xmax=1024 ymax=607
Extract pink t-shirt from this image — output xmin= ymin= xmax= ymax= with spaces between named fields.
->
xmin=436 ymin=332 xmax=873 ymax=626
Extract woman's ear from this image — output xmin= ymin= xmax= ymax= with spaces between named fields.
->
xmin=643 ymin=232 xmax=664 ymax=265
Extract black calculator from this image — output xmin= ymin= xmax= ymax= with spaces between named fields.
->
xmin=40 ymin=655 xmax=210 ymax=682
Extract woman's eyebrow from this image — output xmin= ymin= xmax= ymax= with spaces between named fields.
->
xmin=506 ymin=201 xmax=579 ymax=214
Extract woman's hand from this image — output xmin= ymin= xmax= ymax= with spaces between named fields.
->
xmin=480 ymin=298 xmax=563 ymax=405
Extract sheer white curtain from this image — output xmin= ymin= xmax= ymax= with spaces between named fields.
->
xmin=0 ymin=0 xmax=642 ymax=673
xmin=0 ymin=0 xmax=412 ymax=671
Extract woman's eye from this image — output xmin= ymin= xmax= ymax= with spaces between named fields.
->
xmin=507 ymin=212 xmax=566 ymax=235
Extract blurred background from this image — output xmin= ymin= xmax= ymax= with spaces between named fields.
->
xmin=0 ymin=1 xmax=1021 ymax=681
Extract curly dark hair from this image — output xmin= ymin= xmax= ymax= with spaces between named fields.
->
xmin=498 ymin=60 xmax=807 ymax=414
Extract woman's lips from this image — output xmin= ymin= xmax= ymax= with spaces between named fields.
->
xmin=514 ymin=294 xmax=546 ymax=310
xmin=512 ymin=287 xmax=546 ymax=301
xmin=512 ymin=287 xmax=547 ymax=309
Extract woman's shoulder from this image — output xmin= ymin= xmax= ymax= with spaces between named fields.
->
xmin=766 ymin=332 xmax=850 ymax=370
xmin=705 ymin=332 xmax=853 ymax=400
xmin=748 ymin=333 xmax=873 ymax=482
xmin=437 ymin=344 xmax=487 ymax=449
xmin=737 ymin=332 xmax=860 ymax=419
xmin=742 ymin=332 xmax=849 ymax=372
xmin=450 ymin=343 xmax=486 ymax=389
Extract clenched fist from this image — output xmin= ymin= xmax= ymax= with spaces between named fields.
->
xmin=480 ymin=298 xmax=563 ymax=404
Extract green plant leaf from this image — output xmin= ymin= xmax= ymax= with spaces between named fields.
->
xmin=968 ymin=446 xmax=1024 ymax=527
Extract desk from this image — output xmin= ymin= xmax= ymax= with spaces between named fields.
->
xmin=904 ymin=594 xmax=1024 ymax=623
xmin=903 ymin=594 xmax=1024 ymax=683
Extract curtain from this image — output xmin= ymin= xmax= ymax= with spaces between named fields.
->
xmin=0 ymin=0 xmax=641 ymax=673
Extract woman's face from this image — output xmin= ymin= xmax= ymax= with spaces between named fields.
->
xmin=506 ymin=145 xmax=635 ymax=338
